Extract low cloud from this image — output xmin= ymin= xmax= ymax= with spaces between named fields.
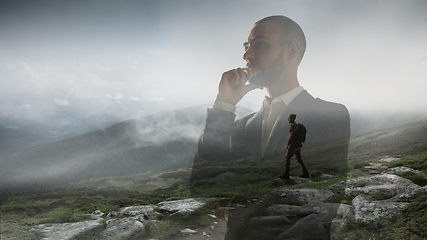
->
xmin=54 ymin=99 xmax=71 ymax=106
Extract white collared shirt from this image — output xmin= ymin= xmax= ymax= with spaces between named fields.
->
xmin=213 ymin=86 xmax=304 ymax=154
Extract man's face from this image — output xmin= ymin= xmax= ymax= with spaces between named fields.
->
xmin=243 ymin=21 xmax=286 ymax=87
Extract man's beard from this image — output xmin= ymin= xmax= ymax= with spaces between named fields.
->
xmin=248 ymin=52 xmax=285 ymax=87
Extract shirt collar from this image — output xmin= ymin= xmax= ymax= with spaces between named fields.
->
xmin=265 ymin=86 xmax=304 ymax=106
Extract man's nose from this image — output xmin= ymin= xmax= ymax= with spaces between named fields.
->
xmin=243 ymin=48 xmax=254 ymax=62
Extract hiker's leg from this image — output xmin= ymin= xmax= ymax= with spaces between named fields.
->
xmin=285 ymin=148 xmax=296 ymax=173
xmin=295 ymin=148 xmax=309 ymax=176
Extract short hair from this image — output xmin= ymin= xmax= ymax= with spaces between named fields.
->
xmin=255 ymin=16 xmax=306 ymax=63
xmin=289 ymin=114 xmax=297 ymax=119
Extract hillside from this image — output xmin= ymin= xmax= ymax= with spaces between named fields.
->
xmin=1 ymin=119 xmax=427 ymax=239
xmin=0 ymin=104 xmax=254 ymax=191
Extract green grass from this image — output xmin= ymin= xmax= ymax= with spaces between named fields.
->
xmin=0 ymin=169 xmax=193 ymax=240
xmin=1 ymin=120 xmax=427 ymax=239
xmin=388 ymin=152 xmax=427 ymax=172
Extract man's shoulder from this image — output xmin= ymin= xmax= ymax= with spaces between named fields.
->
xmin=313 ymin=97 xmax=349 ymax=113
xmin=292 ymin=90 xmax=349 ymax=114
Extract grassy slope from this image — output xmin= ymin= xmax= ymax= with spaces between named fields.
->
xmin=1 ymin=120 xmax=427 ymax=239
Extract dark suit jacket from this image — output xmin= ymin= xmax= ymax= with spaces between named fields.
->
xmin=196 ymin=90 xmax=350 ymax=168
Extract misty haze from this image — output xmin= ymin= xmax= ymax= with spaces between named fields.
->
xmin=1 ymin=1 xmax=427 ymax=240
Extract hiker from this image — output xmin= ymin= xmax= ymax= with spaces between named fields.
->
xmin=280 ymin=113 xmax=309 ymax=180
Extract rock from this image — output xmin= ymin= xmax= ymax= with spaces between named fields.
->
xmin=346 ymin=183 xmax=406 ymax=199
xmin=271 ymin=188 xmax=334 ymax=203
xmin=116 ymin=205 xmax=158 ymax=220
xmin=329 ymin=174 xmax=420 ymax=199
xmin=275 ymin=214 xmax=328 ymax=240
xmin=250 ymin=216 xmax=291 ymax=225
xmin=379 ymin=156 xmax=400 ymax=163
xmin=30 ymin=219 xmax=104 ymax=240
xmin=315 ymin=202 xmax=343 ymax=225
xmin=336 ymin=204 xmax=351 ymax=218
xmin=364 ymin=163 xmax=383 ymax=170
xmin=398 ymin=185 xmax=427 ymax=199
xmin=267 ymin=204 xmax=316 ymax=217
xmin=382 ymin=166 xmax=426 ymax=177
xmin=90 ymin=210 xmax=104 ymax=219
xmin=320 ymin=174 xmax=336 ymax=179
xmin=350 ymin=194 xmax=408 ymax=227
xmin=157 ymin=197 xmax=222 ymax=216
xmin=95 ymin=217 xmax=144 ymax=240
xmin=329 ymin=205 xmax=352 ymax=240
xmin=180 ymin=228 xmax=197 ymax=233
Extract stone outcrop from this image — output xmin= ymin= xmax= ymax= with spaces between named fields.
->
xmin=275 ymin=214 xmax=328 ymax=240
xmin=271 ymin=188 xmax=334 ymax=203
xmin=30 ymin=197 xmax=221 ymax=240
xmin=398 ymin=185 xmax=427 ymax=199
xmin=29 ymin=167 xmax=425 ymax=240
xmin=157 ymin=197 xmax=224 ymax=216
xmin=349 ymin=194 xmax=407 ymax=226
xmin=30 ymin=219 xmax=105 ymax=240
xmin=329 ymin=173 xmax=421 ymax=199
xmin=382 ymin=166 xmax=426 ymax=176
xmin=107 ymin=205 xmax=158 ymax=221
xmin=250 ymin=216 xmax=292 ymax=225
xmin=267 ymin=204 xmax=316 ymax=217
xmin=95 ymin=217 xmax=144 ymax=240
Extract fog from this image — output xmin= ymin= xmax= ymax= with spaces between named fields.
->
xmin=1 ymin=0 xmax=426 ymax=128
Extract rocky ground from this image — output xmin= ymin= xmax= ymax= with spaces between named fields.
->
xmin=28 ymin=157 xmax=427 ymax=240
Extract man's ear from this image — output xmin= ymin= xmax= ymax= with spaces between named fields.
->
xmin=287 ymin=41 xmax=300 ymax=61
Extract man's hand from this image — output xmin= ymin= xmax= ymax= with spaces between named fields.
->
xmin=215 ymin=68 xmax=262 ymax=106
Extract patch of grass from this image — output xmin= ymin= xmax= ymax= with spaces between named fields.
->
xmin=388 ymin=153 xmax=427 ymax=172
xmin=353 ymin=182 xmax=369 ymax=188
xmin=368 ymin=192 xmax=390 ymax=201
xmin=0 ymin=220 xmax=46 ymax=240
xmin=340 ymin=215 xmax=369 ymax=232
xmin=347 ymin=168 xmax=365 ymax=179
xmin=400 ymin=195 xmax=427 ymax=238
xmin=324 ymin=193 xmax=353 ymax=204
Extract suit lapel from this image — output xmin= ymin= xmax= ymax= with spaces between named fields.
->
xmin=264 ymin=90 xmax=314 ymax=154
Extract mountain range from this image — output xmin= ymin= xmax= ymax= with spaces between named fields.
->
xmin=0 ymin=104 xmax=254 ymax=190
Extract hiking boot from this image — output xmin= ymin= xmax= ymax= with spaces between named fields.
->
xmin=299 ymin=171 xmax=309 ymax=178
xmin=280 ymin=172 xmax=290 ymax=180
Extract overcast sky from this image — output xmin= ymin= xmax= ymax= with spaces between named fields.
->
xmin=1 ymin=0 xmax=426 ymax=123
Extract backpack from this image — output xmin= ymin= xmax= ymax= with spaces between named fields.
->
xmin=295 ymin=123 xmax=307 ymax=143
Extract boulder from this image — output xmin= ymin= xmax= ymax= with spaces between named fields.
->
xmin=157 ymin=197 xmax=222 ymax=216
xmin=315 ymin=202 xmax=343 ymax=225
xmin=116 ymin=205 xmax=158 ymax=220
xmin=30 ymin=219 xmax=104 ymax=240
xmin=382 ymin=166 xmax=426 ymax=177
xmin=329 ymin=174 xmax=420 ymax=199
xmin=379 ymin=156 xmax=400 ymax=163
xmin=329 ymin=204 xmax=351 ymax=240
xmin=267 ymin=204 xmax=316 ymax=217
xmin=271 ymin=188 xmax=334 ymax=203
xmin=90 ymin=210 xmax=104 ymax=219
xmin=398 ymin=185 xmax=427 ymax=199
xmin=250 ymin=216 xmax=292 ymax=225
xmin=350 ymin=194 xmax=408 ymax=227
xmin=275 ymin=214 xmax=328 ymax=240
xmin=95 ymin=217 xmax=144 ymax=240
